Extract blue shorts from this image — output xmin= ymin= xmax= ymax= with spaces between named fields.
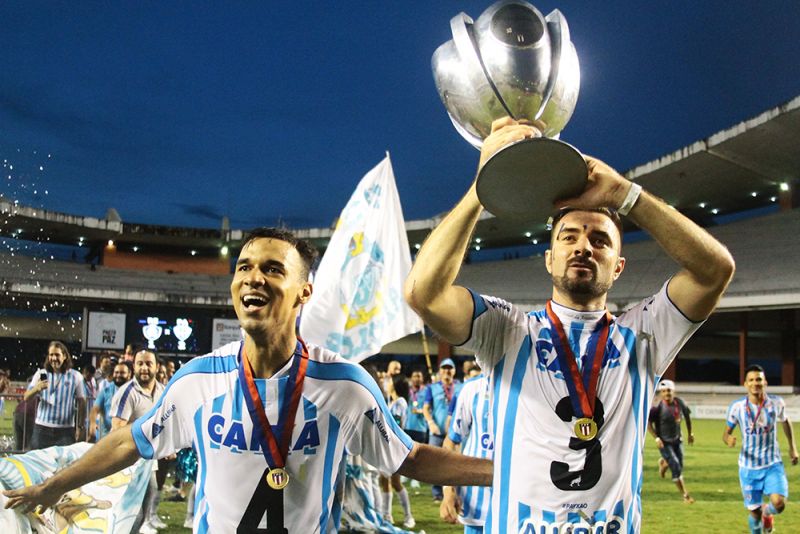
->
xmin=739 ymin=463 xmax=789 ymax=510
xmin=464 ymin=525 xmax=484 ymax=534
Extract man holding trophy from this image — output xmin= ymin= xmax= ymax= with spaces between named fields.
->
xmin=406 ymin=1 xmax=735 ymax=532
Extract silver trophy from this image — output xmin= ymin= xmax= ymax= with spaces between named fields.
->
xmin=432 ymin=0 xmax=585 ymax=221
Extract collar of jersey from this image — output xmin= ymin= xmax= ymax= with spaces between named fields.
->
xmin=549 ymin=300 xmax=606 ymax=323
xmin=240 ymin=339 xmax=301 ymax=380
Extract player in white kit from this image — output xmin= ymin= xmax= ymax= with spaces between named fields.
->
xmin=405 ymin=117 xmax=735 ymax=533
xmin=4 ymin=228 xmax=492 ymax=533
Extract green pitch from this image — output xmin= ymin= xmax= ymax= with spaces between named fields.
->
xmin=2 ymin=413 xmax=796 ymax=532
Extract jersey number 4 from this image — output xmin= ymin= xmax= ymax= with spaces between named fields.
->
xmin=549 ymin=396 xmax=605 ymax=491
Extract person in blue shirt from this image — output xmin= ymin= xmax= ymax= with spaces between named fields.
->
xmin=423 ymin=358 xmax=463 ymax=501
xmin=88 ymin=362 xmax=131 ymax=442
xmin=404 ymin=368 xmax=429 ymax=443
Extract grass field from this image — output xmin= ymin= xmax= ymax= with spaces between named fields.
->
xmin=2 ymin=413 xmax=797 ymax=533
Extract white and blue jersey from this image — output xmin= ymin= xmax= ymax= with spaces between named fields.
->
xmin=28 ymin=369 xmax=86 ymax=428
xmin=424 ymin=381 xmax=463 ymax=434
xmin=447 ymin=374 xmax=493 ymax=527
xmin=726 ymin=395 xmax=787 ymax=469
xmin=130 ymin=340 xmax=413 ymax=533
xmin=463 ymin=282 xmax=700 ymax=534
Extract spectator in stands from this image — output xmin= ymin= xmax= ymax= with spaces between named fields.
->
xmin=648 ymin=379 xmax=695 ymax=503
xmin=423 ymin=358 xmax=462 ymax=501
xmin=405 ymin=117 xmax=735 ymax=532
xmin=111 ymin=350 xmax=166 ymax=534
xmin=405 ymin=368 xmax=428 ymax=443
xmin=89 ymin=362 xmax=131 ymax=442
xmin=24 ymin=341 xmax=87 ymax=448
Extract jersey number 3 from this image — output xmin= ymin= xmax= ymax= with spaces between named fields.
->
xmin=550 ymin=396 xmax=605 ymax=491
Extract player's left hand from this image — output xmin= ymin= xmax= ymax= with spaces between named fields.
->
xmin=791 ymin=449 xmax=798 ymax=465
xmin=688 ymin=434 xmax=695 ymax=445
xmin=554 ymin=156 xmax=631 ymax=212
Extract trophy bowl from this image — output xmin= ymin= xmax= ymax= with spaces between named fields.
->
xmin=432 ymin=0 xmax=586 ymax=221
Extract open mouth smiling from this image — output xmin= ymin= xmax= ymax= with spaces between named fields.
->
xmin=241 ymin=294 xmax=269 ymax=311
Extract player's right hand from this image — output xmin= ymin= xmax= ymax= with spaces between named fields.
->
xmin=429 ymin=423 xmax=442 ymax=437
xmin=655 ymin=437 xmax=664 ymax=449
xmin=725 ymin=435 xmax=737 ymax=448
xmin=3 ymin=482 xmax=62 ymax=514
xmin=478 ymin=117 xmax=541 ymax=170
xmin=36 ymin=380 xmax=49 ymax=392
xmin=439 ymin=487 xmax=461 ymax=524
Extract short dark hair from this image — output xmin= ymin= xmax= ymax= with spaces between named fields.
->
xmin=549 ymin=207 xmax=624 ymax=248
xmin=745 ymin=364 xmax=765 ymax=376
xmin=241 ymin=227 xmax=319 ymax=280
xmin=45 ymin=341 xmax=73 ymax=372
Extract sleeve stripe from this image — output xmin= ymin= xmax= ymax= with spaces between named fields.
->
xmin=115 ymin=383 xmax=135 ymax=419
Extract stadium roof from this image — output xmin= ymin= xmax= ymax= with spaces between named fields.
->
xmin=2 ymin=95 xmax=798 ymax=253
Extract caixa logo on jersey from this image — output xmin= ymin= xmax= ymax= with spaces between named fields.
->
xmin=206 ymin=414 xmax=320 ymax=455
xmin=480 ymin=432 xmax=494 ymax=450
xmin=519 ymin=519 xmax=622 ymax=533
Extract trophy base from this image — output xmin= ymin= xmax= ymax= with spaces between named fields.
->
xmin=477 ymin=138 xmax=587 ymax=222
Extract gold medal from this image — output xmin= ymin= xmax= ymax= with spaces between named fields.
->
xmin=266 ymin=467 xmax=290 ymax=490
xmin=573 ymin=418 xmax=598 ymax=441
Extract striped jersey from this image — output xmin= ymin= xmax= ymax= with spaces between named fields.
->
xmin=726 ymin=395 xmax=787 ymax=469
xmin=28 ymin=369 xmax=86 ymax=428
xmin=130 ymin=340 xmax=412 ymax=533
xmin=447 ymin=374 xmax=493 ymax=527
xmin=111 ymin=379 xmax=165 ymax=422
xmin=463 ymin=282 xmax=701 ymax=534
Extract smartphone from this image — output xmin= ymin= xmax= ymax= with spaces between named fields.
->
xmin=39 ymin=372 xmax=47 ymax=381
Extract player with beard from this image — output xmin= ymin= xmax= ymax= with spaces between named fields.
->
xmin=89 ymin=362 xmax=132 ymax=442
xmin=405 ymin=117 xmax=735 ymax=532
xmin=111 ymin=350 xmax=166 ymax=534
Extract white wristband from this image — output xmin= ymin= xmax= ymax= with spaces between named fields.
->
xmin=617 ymin=182 xmax=642 ymax=216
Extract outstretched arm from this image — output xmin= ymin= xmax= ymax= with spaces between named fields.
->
xmin=404 ymin=117 xmax=539 ymax=344
xmin=555 ymin=158 xmax=735 ymax=322
xmin=781 ymin=418 xmax=799 ymax=465
xmin=3 ymin=426 xmax=141 ymax=513
xmin=397 ymin=442 xmax=491 ymax=487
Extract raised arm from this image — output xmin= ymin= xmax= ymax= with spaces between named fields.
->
xmin=781 ymin=418 xmax=799 ymax=465
xmin=3 ymin=426 xmax=141 ymax=513
xmin=404 ymin=118 xmax=539 ymax=344
xmin=555 ymin=157 xmax=735 ymax=322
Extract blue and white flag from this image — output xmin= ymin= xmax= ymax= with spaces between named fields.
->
xmin=0 ymin=442 xmax=151 ymax=533
xmin=300 ymin=155 xmax=422 ymax=362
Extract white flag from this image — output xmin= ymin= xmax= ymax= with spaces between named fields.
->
xmin=300 ymin=155 xmax=422 ymax=362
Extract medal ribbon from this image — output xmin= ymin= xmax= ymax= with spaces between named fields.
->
xmin=546 ymin=301 xmax=611 ymax=419
xmin=665 ymin=399 xmax=681 ymax=421
xmin=239 ymin=338 xmax=309 ymax=470
xmin=746 ymin=396 xmax=766 ymax=432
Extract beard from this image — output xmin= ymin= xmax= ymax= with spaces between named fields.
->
xmin=113 ymin=377 xmax=128 ymax=387
xmin=552 ymin=263 xmax=612 ymax=300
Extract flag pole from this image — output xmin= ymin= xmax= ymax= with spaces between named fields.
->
xmin=420 ymin=326 xmax=433 ymax=377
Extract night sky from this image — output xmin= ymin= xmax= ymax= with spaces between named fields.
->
xmin=2 ymin=1 xmax=798 ymax=231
